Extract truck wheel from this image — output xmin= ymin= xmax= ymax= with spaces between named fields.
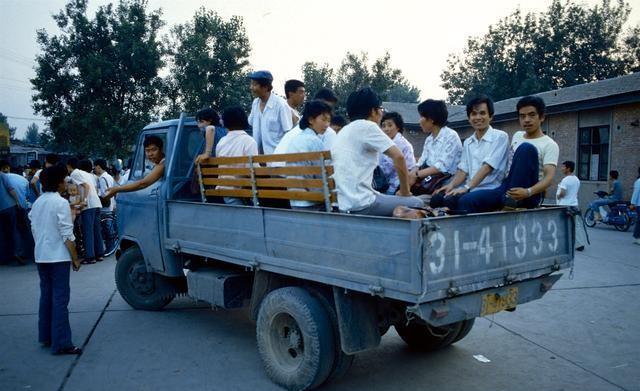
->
xmin=306 ymin=288 xmax=355 ymax=384
xmin=115 ymin=247 xmax=174 ymax=311
xmin=256 ymin=287 xmax=336 ymax=391
xmin=451 ymin=318 xmax=476 ymax=344
xmin=395 ymin=320 xmax=463 ymax=351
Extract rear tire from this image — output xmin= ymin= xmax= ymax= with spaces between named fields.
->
xmin=257 ymin=287 xmax=336 ymax=391
xmin=614 ymin=213 xmax=631 ymax=232
xmin=395 ymin=320 xmax=463 ymax=351
xmin=584 ymin=208 xmax=596 ymax=228
xmin=451 ymin=318 xmax=476 ymax=344
xmin=115 ymin=247 xmax=174 ymax=311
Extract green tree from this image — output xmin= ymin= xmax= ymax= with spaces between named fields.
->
xmin=31 ymin=0 xmax=166 ymax=158
xmin=441 ymin=0 xmax=639 ymax=104
xmin=0 ymin=113 xmax=16 ymax=139
xmin=24 ymin=123 xmax=40 ymax=145
xmin=166 ymin=8 xmax=252 ymax=116
xmin=302 ymin=51 xmax=420 ymax=115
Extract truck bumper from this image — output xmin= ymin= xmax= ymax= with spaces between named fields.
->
xmin=407 ymin=274 xmax=563 ymax=327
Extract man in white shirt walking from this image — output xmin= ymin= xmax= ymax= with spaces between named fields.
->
xmin=29 ymin=165 xmax=82 ymax=355
xmin=248 ymin=70 xmax=293 ymax=155
xmin=557 ymin=160 xmax=587 ymax=251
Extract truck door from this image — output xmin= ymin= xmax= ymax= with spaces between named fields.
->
xmin=122 ymin=130 xmax=169 ymax=272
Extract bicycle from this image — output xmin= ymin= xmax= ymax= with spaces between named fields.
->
xmin=100 ymin=211 xmax=119 ymax=257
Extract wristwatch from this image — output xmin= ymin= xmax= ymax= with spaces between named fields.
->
xmin=463 ymin=184 xmax=471 ymax=191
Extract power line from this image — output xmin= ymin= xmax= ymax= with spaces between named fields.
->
xmin=5 ymin=115 xmax=47 ymax=122
xmin=0 ymin=76 xmax=31 ymax=85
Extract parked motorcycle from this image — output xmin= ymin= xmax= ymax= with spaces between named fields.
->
xmin=584 ymin=191 xmax=637 ymax=232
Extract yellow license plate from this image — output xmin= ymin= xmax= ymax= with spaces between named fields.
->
xmin=481 ymin=287 xmax=518 ymax=316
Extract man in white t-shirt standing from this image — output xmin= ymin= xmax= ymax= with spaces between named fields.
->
xmin=557 ymin=160 xmax=587 ymax=251
xmin=94 ymin=159 xmax=115 ymax=212
xmin=331 ymin=87 xmax=423 ymax=216
xmin=66 ymin=157 xmax=104 ymax=264
xmin=248 ymin=70 xmax=293 ymax=155
xmin=284 ymin=79 xmax=305 ymax=126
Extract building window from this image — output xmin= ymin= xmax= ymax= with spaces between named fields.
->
xmin=577 ymin=126 xmax=609 ymax=181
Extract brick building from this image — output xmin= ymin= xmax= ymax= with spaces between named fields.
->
xmin=384 ymin=72 xmax=640 ymax=210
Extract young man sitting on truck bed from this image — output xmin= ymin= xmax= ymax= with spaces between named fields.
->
xmin=331 ymin=87 xmax=423 ymax=216
xmin=440 ymin=96 xmax=559 ymax=213
xmin=103 ymin=135 xmax=165 ymax=200
xmin=430 ymin=95 xmax=511 ymax=213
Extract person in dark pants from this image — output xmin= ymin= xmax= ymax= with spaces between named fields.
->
xmin=0 ymin=163 xmax=23 ymax=264
xmin=632 ymin=167 xmax=640 ymax=246
xmin=29 ymin=165 xmax=82 ymax=355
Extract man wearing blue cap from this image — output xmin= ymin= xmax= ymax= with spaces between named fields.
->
xmin=248 ymin=70 xmax=293 ymax=154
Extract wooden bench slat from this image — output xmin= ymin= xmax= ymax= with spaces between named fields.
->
xmin=201 ymin=167 xmax=252 ymax=176
xmin=201 ymin=166 xmax=334 ymax=176
xmin=204 ymin=189 xmax=328 ymax=202
xmin=205 ymin=189 xmax=254 ymax=198
xmin=202 ymin=178 xmax=252 ymax=187
xmin=202 ymin=177 xmax=333 ymax=188
xmin=201 ymin=151 xmax=331 ymax=166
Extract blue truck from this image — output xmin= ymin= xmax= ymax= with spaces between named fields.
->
xmin=114 ymin=115 xmax=575 ymax=391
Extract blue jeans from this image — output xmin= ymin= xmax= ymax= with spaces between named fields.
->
xmin=37 ymin=261 xmax=74 ymax=353
xmin=81 ymin=208 xmax=104 ymax=260
xmin=431 ymin=142 xmax=541 ymax=213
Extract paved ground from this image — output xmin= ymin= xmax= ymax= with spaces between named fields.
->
xmin=1 ymin=225 xmax=639 ymax=391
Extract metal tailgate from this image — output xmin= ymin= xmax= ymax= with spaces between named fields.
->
xmin=420 ymin=207 xmax=573 ymax=302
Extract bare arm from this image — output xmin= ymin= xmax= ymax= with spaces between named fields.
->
xmin=384 ymin=146 xmax=412 ymax=196
xmin=30 ymin=176 xmax=40 ymax=197
xmin=104 ymin=163 xmax=164 ymax=198
xmin=65 ymin=239 xmax=80 ymax=271
xmin=433 ymin=169 xmax=467 ymax=195
xmin=195 ymin=126 xmax=215 ymax=164
xmin=557 ymin=187 xmax=566 ymax=199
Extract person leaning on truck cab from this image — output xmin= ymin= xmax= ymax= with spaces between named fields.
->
xmin=103 ymin=135 xmax=165 ymax=200
xmin=330 ymin=87 xmax=424 ymax=216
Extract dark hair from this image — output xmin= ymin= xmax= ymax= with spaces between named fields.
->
xmin=346 ymin=87 xmax=382 ymax=121
xmin=609 ymin=170 xmax=619 ymax=179
xmin=381 ymin=112 xmax=405 ymax=133
xmin=252 ymin=78 xmax=273 ymax=91
xmin=299 ymin=100 xmax=333 ymax=130
xmin=466 ymin=94 xmax=495 ymax=117
xmin=517 ymin=95 xmax=546 ymax=116
xmin=330 ymin=114 xmax=347 ymax=127
xmin=195 ymin=108 xmax=221 ymax=126
xmin=417 ymin=99 xmax=449 ymax=127
xmin=78 ymin=159 xmax=93 ymax=173
xmin=29 ymin=159 xmax=42 ymax=169
xmin=45 ymin=153 xmax=58 ymax=165
xmin=94 ymin=159 xmax=108 ymax=171
xmin=144 ymin=135 xmax=163 ymax=150
xmin=222 ymin=106 xmax=250 ymax=130
xmin=562 ymin=161 xmax=575 ymax=172
xmin=314 ymin=88 xmax=338 ymax=103
xmin=284 ymin=79 xmax=305 ymax=98
xmin=0 ymin=160 xmax=9 ymax=170
xmin=66 ymin=157 xmax=79 ymax=169
xmin=40 ymin=165 xmax=68 ymax=192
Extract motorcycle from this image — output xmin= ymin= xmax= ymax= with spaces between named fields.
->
xmin=584 ymin=191 xmax=637 ymax=232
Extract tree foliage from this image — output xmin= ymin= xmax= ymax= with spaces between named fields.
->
xmin=0 ymin=113 xmax=16 ymax=139
xmin=165 ymin=8 xmax=252 ymax=116
xmin=441 ymin=0 xmax=640 ymax=104
xmin=24 ymin=123 xmax=40 ymax=145
xmin=303 ymin=52 xmax=420 ymax=114
xmin=31 ymin=0 xmax=165 ymax=158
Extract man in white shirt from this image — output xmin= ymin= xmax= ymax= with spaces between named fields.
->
xmin=247 ymin=70 xmax=293 ymax=155
xmin=94 ymin=159 xmax=115 ymax=212
xmin=67 ymin=157 xmax=104 ymax=264
xmin=557 ymin=160 xmax=587 ymax=251
xmin=29 ymin=165 xmax=82 ymax=355
xmin=331 ymin=87 xmax=423 ymax=216
xmin=285 ymin=79 xmax=305 ymax=126
xmin=431 ymin=95 xmax=510 ymax=213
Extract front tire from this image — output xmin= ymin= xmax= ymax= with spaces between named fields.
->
xmin=614 ymin=213 xmax=631 ymax=232
xmin=395 ymin=320 xmax=463 ymax=351
xmin=257 ymin=287 xmax=336 ymax=391
xmin=584 ymin=208 xmax=596 ymax=228
xmin=115 ymin=247 xmax=174 ymax=311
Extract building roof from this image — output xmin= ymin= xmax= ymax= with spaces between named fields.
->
xmin=448 ymin=72 xmax=640 ymax=126
xmin=381 ymin=101 xmax=465 ymax=126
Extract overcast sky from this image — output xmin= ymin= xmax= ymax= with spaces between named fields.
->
xmin=1 ymin=0 xmax=638 ymax=138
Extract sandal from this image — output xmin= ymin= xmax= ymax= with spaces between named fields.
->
xmin=95 ymin=257 xmax=104 ymax=262
xmin=54 ymin=346 xmax=82 ymax=355
xmin=81 ymin=259 xmax=96 ymax=265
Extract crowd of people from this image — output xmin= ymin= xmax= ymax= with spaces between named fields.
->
xmin=4 ymin=67 xmax=639 ymax=357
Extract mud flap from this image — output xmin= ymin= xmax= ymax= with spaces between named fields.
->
xmin=333 ymin=287 xmax=381 ymax=354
